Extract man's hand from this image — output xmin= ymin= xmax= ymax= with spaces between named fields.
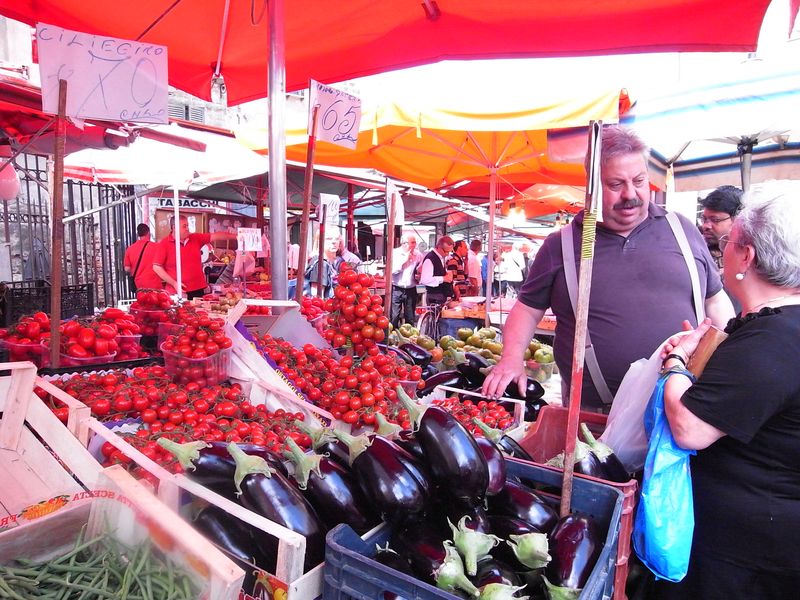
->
xmin=443 ymin=271 xmax=454 ymax=283
xmin=482 ymin=357 xmax=527 ymax=400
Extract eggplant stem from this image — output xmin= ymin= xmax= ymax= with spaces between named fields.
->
xmin=542 ymin=576 xmax=582 ymax=600
xmin=373 ymin=412 xmax=403 ymax=438
xmin=580 ymin=422 xmax=613 ymax=459
xmin=472 ymin=418 xmax=502 ymax=444
xmin=330 ymin=429 xmax=372 ymax=465
xmin=226 ymin=442 xmax=274 ymax=495
xmin=394 ymin=385 xmax=426 ymax=431
xmin=293 ymin=421 xmax=336 ymax=451
xmin=156 ymin=439 xmax=210 ymax=471
xmin=434 ymin=541 xmax=480 ymax=598
xmin=281 ymin=437 xmax=323 ymax=489
xmin=448 ymin=516 xmax=501 ymax=577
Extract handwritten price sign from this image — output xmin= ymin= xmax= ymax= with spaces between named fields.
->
xmin=237 ymin=227 xmax=262 ymax=252
xmin=37 ymin=23 xmax=168 ymax=123
xmin=308 ymin=80 xmax=362 ymax=150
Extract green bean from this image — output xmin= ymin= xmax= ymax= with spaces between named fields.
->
xmin=0 ymin=577 xmax=27 ymax=600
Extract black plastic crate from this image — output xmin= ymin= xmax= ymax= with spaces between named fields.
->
xmin=0 ymin=280 xmax=95 ymax=326
xmin=323 ymin=459 xmax=623 ymax=600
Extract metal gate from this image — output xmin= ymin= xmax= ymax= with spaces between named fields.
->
xmin=2 ymin=152 xmax=137 ymax=309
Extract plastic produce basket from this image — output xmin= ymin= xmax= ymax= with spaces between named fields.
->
xmin=115 ymin=333 xmax=143 ymax=361
xmin=0 ymin=338 xmax=50 ymax=367
xmin=161 ymin=343 xmax=231 ymax=386
xmin=323 ymin=459 xmax=624 ymax=600
xmin=0 ymin=280 xmax=94 ymax=326
xmin=60 ymin=352 xmax=117 ymax=368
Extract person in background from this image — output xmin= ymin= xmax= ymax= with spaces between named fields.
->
xmin=215 ymin=250 xmax=257 ymax=287
xmin=482 ymin=125 xmax=734 ymax=411
xmin=468 ymin=239 xmax=483 ymax=295
xmin=446 ymin=239 xmax=469 ymax=300
xmin=335 ymin=234 xmax=362 ymax=271
xmin=390 ymin=233 xmax=423 ymax=327
xmin=657 ymin=183 xmax=800 ymax=600
xmin=152 ymin=216 xmax=236 ymax=299
xmin=499 ymin=242 xmax=526 ymax=296
xmin=123 ymin=223 xmax=161 ymax=292
xmin=699 ymin=185 xmax=744 ymax=314
xmin=419 ymin=235 xmax=455 ymax=305
xmin=304 ymin=232 xmax=340 ymax=298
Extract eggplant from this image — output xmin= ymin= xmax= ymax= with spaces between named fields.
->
xmin=544 ymin=513 xmax=602 ymax=591
xmin=580 ymin=423 xmax=630 ymax=483
xmin=227 ymin=443 xmax=326 ymax=572
xmin=433 ymin=499 xmax=491 ymax=535
xmin=391 ymin=520 xmax=449 ymax=584
xmin=473 ymin=418 xmax=533 ymax=462
xmin=546 ymin=440 xmax=606 ymax=480
xmin=504 ymin=377 xmax=546 ymax=403
xmin=193 ymin=505 xmax=274 ymax=588
xmin=434 ymin=541 xmax=480 ymax=597
xmin=456 ymin=352 xmax=491 ymax=387
xmin=395 ymin=429 xmax=426 ymax=462
xmin=487 ymin=515 xmax=542 ymax=570
xmin=475 ymin=436 xmax=507 ymax=496
xmin=399 ymin=342 xmax=433 ymax=368
xmin=449 ymin=515 xmax=502 ymax=576
xmin=422 ymin=363 xmax=440 ymax=380
xmin=487 ymin=480 xmax=559 ymax=535
xmin=294 ymin=421 xmax=351 ymax=469
xmin=415 ymin=370 xmax=467 ymax=398
xmin=473 ymin=557 xmax=524 ymax=588
xmin=373 ymin=543 xmax=415 ymax=576
xmin=397 ymin=386 xmax=489 ymax=503
xmin=332 ymin=431 xmax=432 ymax=521
xmin=524 ymin=397 xmax=549 ymax=423
xmin=377 ymin=343 xmax=416 ymax=365
xmin=282 ymin=438 xmax=380 ymax=534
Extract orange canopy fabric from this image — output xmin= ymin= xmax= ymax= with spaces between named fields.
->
xmin=0 ymin=1 xmax=778 ymax=105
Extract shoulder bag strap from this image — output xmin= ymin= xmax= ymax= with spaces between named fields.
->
xmin=665 ymin=212 xmax=705 ymax=323
xmin=132 ymin=241 xmax=149 ymax=278
xmin=561 ymin=223 xmax=615 ymax=405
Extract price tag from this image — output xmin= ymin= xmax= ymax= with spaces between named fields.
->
xmin=37 ymin=23 xmax=168 ymax=123
xmin=308 ymin=80 xmax=362 ymax=149
xmin=237 ymin=227 xmax=261 ymax=252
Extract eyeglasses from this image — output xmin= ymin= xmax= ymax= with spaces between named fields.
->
xmin=698 ymin=215 xmax=732 ymax=225
xmin=718 ymin=234 xmax=746 ymax=252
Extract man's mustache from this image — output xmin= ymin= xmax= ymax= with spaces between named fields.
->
xmin=613 ymin=198 xmax=644 ymax=210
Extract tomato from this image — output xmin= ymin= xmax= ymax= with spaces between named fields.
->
xmin=62 ymin=320 xmax=81 ymax=337
xmin=342 ymin=410 xmax=359 ymax=424
xmin=67 ymin=344 xmax=89 ymax=358
xmin=113 ymin=395 xmax=133 ymax=413
xmin=214 ymin=401 xmax=238 ymax=418
xmin=93 ymin=338 xmax=110 ymax=356
xmin=96 ymin=324 xmax=117 ymax=340
xmin=77 ymin=327 xmax=96 ymax=350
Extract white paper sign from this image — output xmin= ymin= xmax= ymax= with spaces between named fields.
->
xmin=318 ymin=193 xmax=341 ymax=225
xmin=237 ymin=227 xmax=262 ymax=252
xmin=37 ymin=22 xmax=169 ymax=123
xmin=308 ymin=80 xmax=362 ymax=149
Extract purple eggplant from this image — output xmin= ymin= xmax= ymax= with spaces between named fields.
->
xmin=193 ymin=505 xmax=274 ymax=588
xmin=395 ymin=429 xmax=426 ymax=462
xmin=377 ymin=343 xmax=416 ymax=365
xmin=580 ymin=423 xmax=630 ymax=483
xmin=373 ymin=543 xmax=415 ymax=576
xmin=473 ymin=418 xmax=533 ymax=462
xmin=488 ymin=480 xmax=558 ymax=535
xmin=475 ymin=436 xmax=507 ymax=496
xmin=487 ymin=515 xmax=542 ymax=570
xmin=282 ymin=437 xmax=379 ymax=534
xmin=397 ymin=385 xmax=489 ymax=503
xmin=456 ymin=352 xmax=491 ymax=387
xmin=524 ymin=397 xmax=549 ymax=423
xmin=479 ymin=367 xmax=545 ymax=404
xmin=544 ymin=513 xmax=602 ymax=592
xmin=399 ymin=342 xmax=433 ymax=368
xmin=332 ymin=430 xmax=432 ymax=521
xmin=415 ymin=370 xmax=467 ymax=398
xmin=434 ymin=498 xmax=492 ymax=535
xmin=294 ymin=421 xmax=352 ymax=469
xmin=391 ymin=520 xmax=449 ymax=584
xmin=473 ymin=557 xmax=524 ymax=588
xmin=422 ymin=363 xmax=440 ymax=380
xmin=227 ymin=443 xmax=326 ymax=572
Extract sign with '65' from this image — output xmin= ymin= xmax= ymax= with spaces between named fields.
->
xmin=308 ymin=80 xmax=362 ymax=150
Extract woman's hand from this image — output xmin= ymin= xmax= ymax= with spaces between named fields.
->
xmin=661 ymin=317 xmax=713 ymax=362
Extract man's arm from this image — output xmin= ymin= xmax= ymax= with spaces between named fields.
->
xmin=704 ymin=289 xmax=735 ymax=329
xmin=152 ymin=263 xmax=185 ymax=292
xmin=418 ymin=257 xmax=442 ymax=287
xmin=210 ymin=232 xmax=237 ymax=243
xmin=482 ymin=302 xmax=546 ymax=398
xmin=123 ymin=248 xmax=133 ymax=274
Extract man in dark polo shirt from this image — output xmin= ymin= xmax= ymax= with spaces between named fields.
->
xmin=419 ymin=235 xmax=455 ymax=305
xmin=152 ymin=216 xmax=236 ymax=299
xmin=482 ymin=125 xmax=735 ymax=411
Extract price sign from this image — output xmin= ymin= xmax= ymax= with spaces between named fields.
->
xmin=37 ymin=22 xmax=168 ymax=123
xmin=237 ymin=227 xmax=262 ymax=252
xmin=308 ymin=80 xmax=362 ymax=149
xmin=318 ymin=193 xmax=341 ymax=225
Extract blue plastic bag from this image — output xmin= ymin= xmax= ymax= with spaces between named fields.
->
xmin=632 ymin=374 xmax=695 ymax=582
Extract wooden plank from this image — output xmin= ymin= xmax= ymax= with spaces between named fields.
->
xmin=49 ymin=79 xmax=68 ymax=368
xmin=0 ymin=362 xmax=37 ymax=451
xmin=34 ymin=377 xmax=92 ymax=443
xmin=0 ymin=501 xmax=91 ymax=563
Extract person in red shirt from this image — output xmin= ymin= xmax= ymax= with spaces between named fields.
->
xmin=152 ymin=216 xmax=236 ymax=299
xmin=123 ymin=224 xmax=162 ymax=291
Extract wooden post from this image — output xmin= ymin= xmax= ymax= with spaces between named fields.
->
xmin=49 ymin=79 xmax=68 ymax=369
xmin=484 ymin=169 xmax=497 ymax=326
xmin=295 ymin=105 xmax=318 ymax=302
xmin=316 ymin=204 xmax=327 ymax=298
xmin=346 ymin=183 xmax=355 ymax=253
xmin=560 ymin=122 xmax=602 ymax=517
xmin=385 ymin=183 xmax=397 ymax=319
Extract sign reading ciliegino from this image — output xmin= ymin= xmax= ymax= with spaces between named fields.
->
xmin=37 ymin=22 xmax=169 ymax=123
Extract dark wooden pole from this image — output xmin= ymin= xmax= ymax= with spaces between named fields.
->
xmin=316 ymin=204 xmax=327 ymax=298
xmin=295 ymin=105 xmax=318 ymax=302
xmin=49 ymin=79 xmax=68 ymax=368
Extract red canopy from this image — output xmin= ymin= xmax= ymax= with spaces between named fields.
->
xmin=0 ymin=0 xmax=782 ymax=105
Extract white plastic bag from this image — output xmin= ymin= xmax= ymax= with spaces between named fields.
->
xmin=599 ymin=335 xmax=680 ymax=472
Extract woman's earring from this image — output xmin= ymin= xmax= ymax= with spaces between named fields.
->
xmin=735 ymin=272 xmax=745 ymax=281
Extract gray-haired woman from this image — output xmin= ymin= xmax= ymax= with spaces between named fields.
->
xmin=657 ymin=182 xmax=800 ymax=599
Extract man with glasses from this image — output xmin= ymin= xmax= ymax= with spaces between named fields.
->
xmin=700 ymin=185 xmax=743 ymax=313
xmin=699 ymin=185 xmax=743 ymax=268
xmin=419 ymin=235 xmax=456 ymax=305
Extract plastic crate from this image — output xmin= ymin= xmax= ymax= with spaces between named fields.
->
xmin=0 ymin=280 xmax=94 ymax=326
xmin=323 ymin=459 xmax=624 ymax=600
xmin=518 ymin=405 xmax=637 ymax=600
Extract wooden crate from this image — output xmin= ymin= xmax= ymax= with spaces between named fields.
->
xmin=0 ymin=361 xmax=102 ymax=531
xmin=0 ymin=464 xmax=245 ymax=600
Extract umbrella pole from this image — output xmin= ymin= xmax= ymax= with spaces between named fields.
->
xmin=295 ymin=106 xmax=318 ymax=303
xmin=485 ymin=169 xmax=497 ymax=327
xmin=737 ymin=138 xmax=754 ymax=191
xmin=267 ymin=0 xmax=289 ymax=300
xmin=49 ymin=79 xmax=68 ymax=369
xmin=560 ymin=122 xmax=602 ymax=517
